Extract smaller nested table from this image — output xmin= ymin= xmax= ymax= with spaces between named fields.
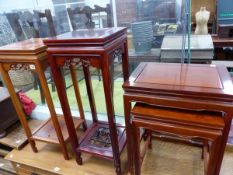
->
xmin=123 ymin=63 xmax=233 ymax=175
xmin=43 ymin=27 xmax=129 ymax=175
xmin=0 ymin=38 xmax=86 ymax=161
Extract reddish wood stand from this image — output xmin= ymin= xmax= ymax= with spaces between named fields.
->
xmin=123 ymin=63 xmax=233 ymax=175
xmin=0 ymin=39 xmax=85 ymax=160
xmin=43 ymin=27 xmax=129 ymax=175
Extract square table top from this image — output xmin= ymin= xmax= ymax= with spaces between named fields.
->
xmin=0 ymin=38 xmax=46 ymax=55
xmin=43 ymin=27 xmax=127 ymax=47
xmin=123 ymin=62 xmax=233 ymax=101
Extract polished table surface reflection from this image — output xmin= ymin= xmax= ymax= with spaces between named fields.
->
xmin=123 ymin=62 xmax=233 ymax=175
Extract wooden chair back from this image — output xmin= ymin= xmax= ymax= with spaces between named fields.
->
xmin=67 ymin=4 xmax=113 ymax=30
xmin=33 ymin=9 xmax=56 ymax=37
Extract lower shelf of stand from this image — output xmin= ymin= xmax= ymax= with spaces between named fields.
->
xmin=31 ymin=115 xmax=83 ymax=144
xmin=78 ymin=122 xmax=126 ymax=160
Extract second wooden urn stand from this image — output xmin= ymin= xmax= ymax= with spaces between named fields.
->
xmin=43 ymin=27 xmax=129 ymax=175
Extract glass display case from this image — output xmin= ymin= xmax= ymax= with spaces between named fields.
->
xmin=0 ymin=0 xmax=216 ymax=116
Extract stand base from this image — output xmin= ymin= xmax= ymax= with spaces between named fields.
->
xmin=78 ymin=122 xmax=126 ymax=160
xmin=31 ymin=115 xmax=83 ymax=144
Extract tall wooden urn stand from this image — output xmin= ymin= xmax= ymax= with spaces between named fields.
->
xmin=0 ymin=38 xmax=86 ymax=161
xmin=43 ymin=27 xmax=129 ymax=175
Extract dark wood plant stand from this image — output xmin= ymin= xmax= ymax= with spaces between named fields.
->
xmin=0 ymin=38 xmax=86 ymax=161
xmin=123 ymin=63 xmax=233 ymax=175
xmin=43 ymin=27 xmax=129 ymax=175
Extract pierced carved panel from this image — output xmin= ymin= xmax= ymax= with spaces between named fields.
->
xmin=64 ymin=58 xmax=91 ymax=68
xmin=109 ymin=48 xmax=122 ymax=63
xmin=10 ymin=64 xmax=30 ymax=71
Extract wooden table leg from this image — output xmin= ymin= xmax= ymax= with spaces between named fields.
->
xmin=82 ymin=63 xmax=98 ymax=123
xmin=123 ymin=95 xmax=133 ymax=175
xmin=121 ymin=40 xmax=132 ymax=174
xmin=214 ymin=114 xmax=232 ymax=175
xmin=70 ymin=65 xmax=87 ymax=130
xmin=122 ymin=39 xmax=129 ymax=81
xmin=102 ymin=53 xmax=121 ymax=175
xmin=207 ymin=136 xmax=222 ymax=175
xmin=48 ymin=56 xmax=82 ymax=165
xmin=132 ymin=122 xmax=141 ymax=175
xmin=35 ymin=60 xmax=69 ymax=160
xmin=0 ymin=63 xmax=38 ymax=153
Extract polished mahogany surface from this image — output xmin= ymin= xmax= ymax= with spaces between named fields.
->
xmin=131 ymin=102 xmax=224 ymax=175
xmin=123 ymin=62 xmax=233 ymax=175
xmin=44 ymin=27 xmax=128 ymax=174
xmin=124 ymin=63 xmax=233 ymax=100
xmin=131 ymin=103 xmax=224 ymax=129
xmin=0 ymin=38 xmax=46 ymax=55
xmin=43 ymin=27 xmax=127 ymax=46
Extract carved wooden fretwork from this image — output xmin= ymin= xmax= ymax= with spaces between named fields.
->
xmin=10 ymin=64 xmax=30 ymax=71
xmin=108 ymin=48 xmax=122 ymax=63
xmin=111 ymin=48 xmax=122 ymax=60
xmin=64 ymin=58 xmax=91 ymax=68
xmin=82 ymin=59 xmax=91 ymax=67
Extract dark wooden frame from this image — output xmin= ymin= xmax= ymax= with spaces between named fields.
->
xmin=43 ymin=27 xmax=129 ymax=175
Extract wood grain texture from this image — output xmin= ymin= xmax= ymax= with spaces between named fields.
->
xmin=124 ymin=62 xmax=233 ymax=101
xmin=131 ymin=103 xmax=224 ymax=129
xmin=44 ymin=27 xmax=129 ymax=174
xmin=32 ymin=116 xmax=83 ymax=144
xmin=135 ymin=63 xmax=222 ymax=89
xmin=131 ymin=103 xmax=224 ymax=175
xmin=0 ymin=38 xmax=46 ymax=55
xmin=123 ymin=62 xmax=233 ymax=175
xmin=5 ymin=140 xmax=233 ymax=175
xmin=0 ymin=120 xmax=43 ymax=150
xmin=43 ymin=28 xmax=126 ymax=46
xmin=0 ymin=38 xmax=83 ymax=160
